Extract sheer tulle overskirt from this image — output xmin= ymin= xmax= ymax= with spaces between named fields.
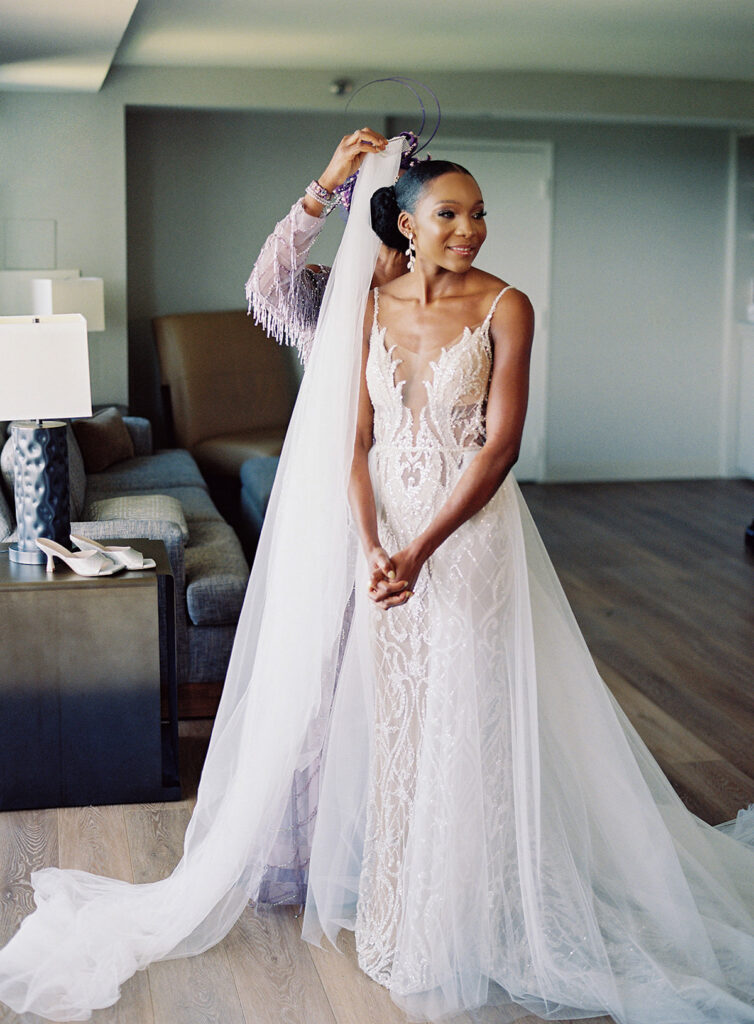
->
xmin=303 ymin=465 xmax=754 ymax=1024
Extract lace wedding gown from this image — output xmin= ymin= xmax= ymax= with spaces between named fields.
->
xmin=302 ymin=285 xmax=754 ymax=1023
xmin=354 ymin=285 xmax=516 ymax=985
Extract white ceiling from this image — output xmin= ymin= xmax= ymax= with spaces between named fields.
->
xmin=1 ymin=0 xmax=753 ymax=92
xmin=0 ymin=0 xmax=138 ymax=91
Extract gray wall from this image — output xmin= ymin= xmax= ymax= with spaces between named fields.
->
xmin=441 ymin=118 xmax=730 ymax=480
xmin=0 ymin=90 xmax=127 ymax=405
xmin=0 ymin=66 xmax=743 ymax=479
xmin=126 ymin=108 xmax=380 ymax=439
xmin=127 ymin=108 xmax=731 ymax=479
xmin=127 ymin=109 xmax=365 ymax=318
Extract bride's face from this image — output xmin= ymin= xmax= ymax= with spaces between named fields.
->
xmin=400 ymin=172 xmax=487 ymax=272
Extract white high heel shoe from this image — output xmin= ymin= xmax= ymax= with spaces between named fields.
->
xmin=70 ymin=534 xmax=157 ymax=571
xmin=35 ymin=538 xmax=125 ymax=577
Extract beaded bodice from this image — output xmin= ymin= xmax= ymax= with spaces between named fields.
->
xmin=366 ymin=287 xmax=512 ymax=454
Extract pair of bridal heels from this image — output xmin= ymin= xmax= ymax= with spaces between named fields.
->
xmin=35 ymin=537 xmax=157 ymax=577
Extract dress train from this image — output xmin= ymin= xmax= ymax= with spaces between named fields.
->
xmin=304 ymin=475 xmax=754 ymax=1024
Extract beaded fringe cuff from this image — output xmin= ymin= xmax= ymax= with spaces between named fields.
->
xmin=245 ymin=199 xmax=330 ymax=367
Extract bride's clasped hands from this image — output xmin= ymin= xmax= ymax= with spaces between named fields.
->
xmin=366 ymin=541 xmax=424 ymax=608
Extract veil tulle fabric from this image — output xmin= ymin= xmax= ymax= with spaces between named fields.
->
xmin=0 ymin=138 xmax=402 ymax=1022
xmin=2 ymin=137 xmax=754 ymax=1024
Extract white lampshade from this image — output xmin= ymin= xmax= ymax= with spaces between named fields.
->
xmin=31 ymin=277 xmax=105 ymax=331
xmin=0 ymin=314 xmax=92 ymax=420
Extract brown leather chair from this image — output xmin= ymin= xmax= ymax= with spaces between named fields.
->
xmin=152 ymin=310 xmax=298 ymax=478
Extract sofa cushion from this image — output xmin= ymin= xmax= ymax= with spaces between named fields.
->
xmin=83 ymin=483 xmax=221 ymax=526
xmin=0 ymin=426 xmax=86 ymax=522
xmin=72 ymin=407 xmax=135 ymax=473
xmin=154 ymin=485 xmax=225 ymax=524
xmin=123 ymin=417 xmax=153 ymax=457
xmin=187 ymin=623 xmax=238 ymax=684
xmin=240 ymin=456 xmax=279 ymax=530
xmin=84 ymin=449 xmax=207 ymax=500
xmin=66 ymin=426 xmax=87 ymax=520
xmin=84 ymin=493 xmax=190 ymax=543
xmin=184 ymin=520 xmax=248 ymax=626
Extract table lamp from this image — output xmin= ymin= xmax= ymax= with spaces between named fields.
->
xmin=0 ymin=314 xmax=92 ymax=564
xmin=31 ymin=277 xmax=105 ymax=331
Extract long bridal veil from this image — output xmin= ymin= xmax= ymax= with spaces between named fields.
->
xmin=2 ymin=134 xmax=754 ymax=1024
xmin=0 ymin=139 xmax=404 ymax=1022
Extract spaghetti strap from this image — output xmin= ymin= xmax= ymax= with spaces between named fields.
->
xmin=372 ymin=287 xmax=380 ymax=330
xmin=482 ymin=285 xmax=515 ymax=331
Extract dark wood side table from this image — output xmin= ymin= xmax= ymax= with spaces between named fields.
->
xmin=0 ymin=539 xmax=180 ymax=810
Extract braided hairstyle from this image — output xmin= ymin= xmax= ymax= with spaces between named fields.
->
xmin=370 ymin=160 xmax=473 ymax=252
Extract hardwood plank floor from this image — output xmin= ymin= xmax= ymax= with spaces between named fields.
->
xmin=57 ymin=806 xmax=155 ymax=1024
xmin=522 ymin=478 xmax=754 ymax=823
xmin=226 ymin=905 xmax=336 ymax=1024
xmin=0 ymin=479 xmax=751 ymax=1024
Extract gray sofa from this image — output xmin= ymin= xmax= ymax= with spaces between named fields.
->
xmin=0 ymin=417 xmax=249 ymax=714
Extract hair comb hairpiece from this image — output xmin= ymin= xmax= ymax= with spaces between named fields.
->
xmin=333 ymin=76 xmax=441 ymax=214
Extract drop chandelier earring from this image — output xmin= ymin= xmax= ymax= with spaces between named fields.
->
xmin=406 ymin=234 xmax=416 ymax=272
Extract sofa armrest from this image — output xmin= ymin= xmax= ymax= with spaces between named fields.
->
xmin=123 ymin=417 xmax=153 ymax=457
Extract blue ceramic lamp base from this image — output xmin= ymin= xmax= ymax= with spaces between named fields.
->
xmin=9 ymin=420 xmax=71 ymax=565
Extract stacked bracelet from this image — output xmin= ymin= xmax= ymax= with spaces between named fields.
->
xmin=305 ymin=179 xmax=339 ymax=213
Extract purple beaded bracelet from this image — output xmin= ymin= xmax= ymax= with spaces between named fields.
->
xmin=305 ymin=179 xmax=339 ymax=213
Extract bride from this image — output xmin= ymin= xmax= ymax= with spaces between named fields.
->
xmin=333 ymin=155 xmax=536 ymax=992
xmin=1 ymin=134 xmax=754 ymax=1024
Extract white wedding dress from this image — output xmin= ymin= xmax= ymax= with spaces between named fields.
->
xmin=301 ymin=281 xmax=754 ymax=1023
xmin=2 ymin=137 xmax=754 ymax=1024
xmin=354 ymin=285 xmax=518 ymax=985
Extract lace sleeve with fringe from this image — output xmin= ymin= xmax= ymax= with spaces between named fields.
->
xmin=245 ymin=198 xmax=331 ymax=368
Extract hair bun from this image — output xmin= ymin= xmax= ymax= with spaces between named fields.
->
xmin=370 ymin=185 xmax=405 ymax=253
